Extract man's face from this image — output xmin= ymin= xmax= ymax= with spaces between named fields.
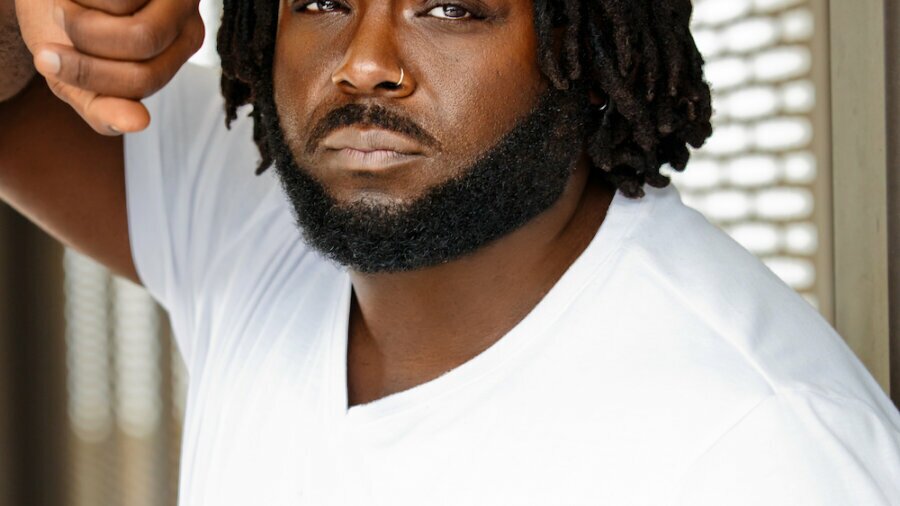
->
xmin=272 ymin=0 xmax=546 ymax=206
xmin=266 ymin=0 xmax=590 ymax=272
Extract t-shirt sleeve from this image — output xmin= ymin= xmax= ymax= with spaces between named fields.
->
xmin=122 ymin=63 xmax=279 ymax=367
xmin=675 ymin=388 xmax=900 ymax=505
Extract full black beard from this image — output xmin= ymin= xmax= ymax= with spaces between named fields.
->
xmin=260 ymin=84 xmax=590 ymax=273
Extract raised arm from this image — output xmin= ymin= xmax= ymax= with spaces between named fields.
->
xmin=0 ymin=0 xmax=202 ymax=284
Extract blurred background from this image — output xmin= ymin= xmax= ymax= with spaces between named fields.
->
xmin=1 ymin=0 xmax=899 ymax=504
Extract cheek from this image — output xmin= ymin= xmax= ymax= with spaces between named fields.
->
xmin=272 ymin=33 xmax=340 ymax=149
xmin=272 ymin=45 xmax=308 ymax=146
xmin=408 ymin=30 xmax=546 ymax=161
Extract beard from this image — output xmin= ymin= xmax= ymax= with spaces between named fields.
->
xmin=259 ymin=83 xmax=590 ymax=273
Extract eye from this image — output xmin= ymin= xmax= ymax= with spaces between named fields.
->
xmin=294 ymin=0 xmax=345 ymax=13
xmin=426 ymin=4 xmax=473 ymax=19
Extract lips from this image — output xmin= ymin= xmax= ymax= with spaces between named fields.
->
xmin=320 ymin=127 xmax=427 ymax=171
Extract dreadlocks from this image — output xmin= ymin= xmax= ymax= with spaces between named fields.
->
xmin=217 ymin=0 xmax=712 ymax=199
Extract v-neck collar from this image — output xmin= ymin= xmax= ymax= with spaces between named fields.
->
xmin=325 ymin=186 xmax=656 ymax=425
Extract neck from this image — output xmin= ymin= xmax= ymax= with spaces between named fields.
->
xmin=346 ymin=159 xmax=616 ymax=405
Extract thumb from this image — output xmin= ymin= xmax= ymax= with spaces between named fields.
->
xmin=33 ymin=47 xmax=151 ymax=135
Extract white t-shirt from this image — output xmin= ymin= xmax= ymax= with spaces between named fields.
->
xmin=124 ymin=64 xmax=900 ymax=505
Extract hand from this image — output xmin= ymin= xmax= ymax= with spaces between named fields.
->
xmin=15 ymin=0 xmax=204 ymax=135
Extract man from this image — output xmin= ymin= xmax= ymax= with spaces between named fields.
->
xmin=2 ymin=0 xmax=899 ymax=504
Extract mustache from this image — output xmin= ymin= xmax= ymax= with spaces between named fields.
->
xmin=304 ymin=104 xmax=442 ymax=155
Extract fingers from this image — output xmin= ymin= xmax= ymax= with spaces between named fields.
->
xmin=56 ymin=0 xmax=199 ymax=60
xmin=33 ymin=16 xmax=204 ymax=99
xmin=30 ymin=0 xmax=202 ymax=135
xmin=70 ymin=0 xmax=151 ymax=16
xmin=43 ymin=77 xmax=151 ymax=135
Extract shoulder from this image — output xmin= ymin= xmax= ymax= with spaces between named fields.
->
xmin=606 ymin=184 xmax=889 ymax=405
xmin=121 ymin=63 xmax=297 ymax=367
xmin=565 ymin=184 xmax=900 ymax=503
xmin=674 ymin=387 xmax=900 ymax=505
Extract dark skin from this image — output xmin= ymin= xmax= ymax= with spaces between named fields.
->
xmin=274 ymin=0 xmax=616 ymax=406
xmin=347 ymin=167 xmax=614 ymax=406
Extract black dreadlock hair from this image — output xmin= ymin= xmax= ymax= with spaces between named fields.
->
xmin=217 ymin=0 xmax=713 ymax=199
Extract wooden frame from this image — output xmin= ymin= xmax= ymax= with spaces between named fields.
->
xmin=828 ymin=0 xmax=892 ymax=397
xmin=0 ymin=206 xmax=68 ymax=505
xmin=885 ymin=0 xmax=900 ymax=405
xmin=810 ymin=0 xmax=835 ymax=325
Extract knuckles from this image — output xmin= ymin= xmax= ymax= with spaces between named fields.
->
xmin=63 ymin=4 xmax=181 ymax=60
xmin=126 ymin=20 xmax=168 ymax=59
xmin=54 ymin=1 xmax=205 ymax=102
xmin=125 ymin=64 xmax=162 ymax=97
xmin=185 ymin=15 xmax=206 ymax=54
xmin=59 ymin=54 xmax=164 ymax=99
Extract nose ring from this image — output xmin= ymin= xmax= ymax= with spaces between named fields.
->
xmin=395 ymin=67 xmax=405 ymax=88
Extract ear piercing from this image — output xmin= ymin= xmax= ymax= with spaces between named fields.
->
xmin=597 ymin=93 xmax=610 ymax=112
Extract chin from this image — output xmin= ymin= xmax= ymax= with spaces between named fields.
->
xmin=340 ymin=190 xmax=416 ymax=210
xmin=313 ymin=167 xmax=443 ymax=210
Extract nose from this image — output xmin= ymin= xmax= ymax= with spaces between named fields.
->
xmin=331 ymin=13 xmax=415 ymax=98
